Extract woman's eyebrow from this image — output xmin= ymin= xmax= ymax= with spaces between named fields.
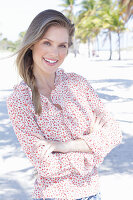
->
xmin=42 ymin=37 xmax=68 ymax=44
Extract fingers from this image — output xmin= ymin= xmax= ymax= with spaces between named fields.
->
xmin=90 ymin=110 xmax=107 ymax=132
xmin=30 ymin=132 xmax=45 ymax=140
xmin=45 ymin=145 xmax=55 ymax=158
xmin=39 ymin=143 xmax=55 ymax=161
xmin=32 ymin=140 xmax=47 ymax=152
xmin=95 ymin=112 xmax=105 ymax=127
xmin=32 ymin=139 xmax=56 ymax=161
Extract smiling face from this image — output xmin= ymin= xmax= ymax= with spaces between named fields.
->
xmin=32 ymin=25 xmax=69 ymax=77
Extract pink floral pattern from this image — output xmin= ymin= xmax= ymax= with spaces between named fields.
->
xmin=7 ymin=68 xmax=122 ymax=199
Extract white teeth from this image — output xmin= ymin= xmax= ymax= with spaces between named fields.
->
xmin=44 ymin=58 xmax=57 ymax=63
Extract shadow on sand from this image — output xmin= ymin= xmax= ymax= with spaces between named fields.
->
xmin=91 ymin=78 xmax=133 ymax=89
xmin=99 ymin=132 xmax=133 ymax=175
xmin=91 ymin=78 xmax=133 ymax=175
xmin=0 ymin=90 xmax=34 ymax=200
xmin=0 ymin=177 xmax=32 ymax=200
xmin=0 ymin=98 xmax=22 ymax=154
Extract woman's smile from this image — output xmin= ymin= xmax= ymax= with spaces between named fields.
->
xmin=43 ymin=57 xmax=58 ymax=66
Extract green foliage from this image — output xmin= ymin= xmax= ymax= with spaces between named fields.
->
xmin=58 ymin=0 xmax=130 ymax=59
xmin=0 ymin=31 xmax=26 ymax=52
xmin=119 ymin=0 xmax=133 ymax=22
xmin=76 ymin=0 xmax=126 ymax=43
xmin=59 ymin=0 xmax=76 ymax=21
xmin=1 ymin=0 xmax=132 ymax=56
xmin=76 ymin=0 xmax=102 ymax=42
xmin=98 ymin=1 xmax=125 ymax=32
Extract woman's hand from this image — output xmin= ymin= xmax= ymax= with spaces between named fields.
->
xmin=90 ymin=109 xmax=107 ymax=134
xmin=32 ymin=138 xmax=67 ymax=160
xmin=32 ymin=109 xmax=108 ymax=158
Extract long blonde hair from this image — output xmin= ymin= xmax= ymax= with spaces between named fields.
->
xmin=16 ymin=9 xmax=75 ymax=115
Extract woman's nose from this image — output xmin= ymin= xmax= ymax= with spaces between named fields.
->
xmin=50 ymin=46 xmax=59 ymax=57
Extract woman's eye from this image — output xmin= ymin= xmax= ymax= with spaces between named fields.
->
xmin=60 ymin=45 xmax=67 ymax=48
xmin=44 ymin=41 xmax=50 ymax=46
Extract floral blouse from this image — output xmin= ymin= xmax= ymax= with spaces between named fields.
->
xmin=7 ymin=68 xmax=122 ymax=199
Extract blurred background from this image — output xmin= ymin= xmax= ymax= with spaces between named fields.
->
xmin=0 ymin=0 xmax=133 ymax=60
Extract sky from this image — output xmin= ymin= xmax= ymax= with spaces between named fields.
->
xmin=0 ymin=0 xmax=132 ymax=50
xmin=0 ymin=0 xmax=65 ymax=41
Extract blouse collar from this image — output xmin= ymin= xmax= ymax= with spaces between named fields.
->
xmin=13 ymin=68 xmax=65 ymax=100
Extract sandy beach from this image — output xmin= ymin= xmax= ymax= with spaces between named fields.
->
xmin=0 ymin=51 xmax=133 ymax=200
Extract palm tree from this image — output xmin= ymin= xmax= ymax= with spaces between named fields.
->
xmin=119 ymin=0 xmax=133 ymax=22
xmin=111 ymin=9 xmax=126 ymax=60
xmin=59 ymin=0 xmax=76 ymax=22
xmin=76 ymin=0 xmax=102 ymax=57
xmin=98 ymin=0 xmax=114 ymax=59
xmin=98 ymin=0 xmax=126 ymax=60
xmin=59 ymin=0 xmax=78 ymax=56
xmin=80 ymin=0 xmax=96 ymax=12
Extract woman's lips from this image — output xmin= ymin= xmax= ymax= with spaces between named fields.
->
xmin=43 ymin=57 xmax=58 ymax=66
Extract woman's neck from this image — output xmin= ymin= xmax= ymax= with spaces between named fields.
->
xmin=34 ymin=70 xmax=56 ymax=96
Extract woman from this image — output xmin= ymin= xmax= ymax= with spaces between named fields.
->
xmin=7 ymin=9 xmax=122 ymax=200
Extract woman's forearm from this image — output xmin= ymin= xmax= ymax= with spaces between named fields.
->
xmin=54 ymin=139 xmax=92 ymax=153
xmin=32 ymin=132 xmax=92 ymax=154
xmin=65 ymin=139 xmax=92 ymax=153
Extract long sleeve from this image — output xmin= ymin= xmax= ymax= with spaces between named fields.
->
xmin=7 ymin=94 xmax=71 ymax=178
xmin=79 ymin=79 xmax=122 ymax=167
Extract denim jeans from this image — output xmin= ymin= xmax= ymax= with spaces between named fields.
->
xmin=33 ymin=193 xmax=101 ymax=200
xmin=76 ymin=192 xmax=101 ymax=200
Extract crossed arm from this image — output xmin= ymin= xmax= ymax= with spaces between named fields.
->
xmin=7 ymin=82 xmax=122 ymax=177
xmin=33 ymin=110 xmax=106 ymax=159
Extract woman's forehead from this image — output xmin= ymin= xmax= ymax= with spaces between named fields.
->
xmin=42 ymin=26 xmax=69 ymax=42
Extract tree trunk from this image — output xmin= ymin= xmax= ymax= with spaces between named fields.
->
xmin=109 ymin=31 xmax=112 ymax=60
xmin=96 ymin=35 xmax=99 ymax=55
xmin=90 ymin=38 xmax=94 ymax=59
xmin=118 ymin=32 xmax=121 ymax=60
xmin=70 ymin=4 xmax=77 ymax=57
xmin=73 ymin=34 xmax=77 ymax=57
xmin=88 ymin=37 xmax=90 ymax=58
